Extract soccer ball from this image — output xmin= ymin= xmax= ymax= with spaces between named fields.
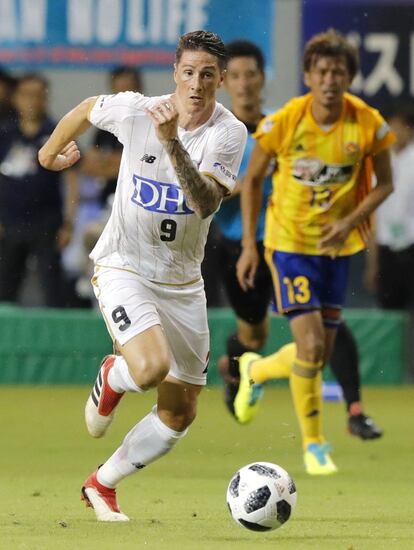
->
xmin=226 ymin=461 xmax=297 ymax=532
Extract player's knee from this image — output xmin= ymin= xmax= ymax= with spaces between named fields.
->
xmin=298 ymin=337 xmax=325 ymax=364
xmin=129 ymin=354 xmax=170 ymax=390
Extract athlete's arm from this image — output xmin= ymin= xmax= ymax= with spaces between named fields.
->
xmin=38 ymin=97 xmax=98 ymax=171
xmin=146 ymin=101 xmax=227 ymax=219
xmin=319 ymin=149 xmax=393 ymax=255
xmin=363 ymin=228 xmax=380 ymax=293
xmin=164 ymin=137 xmax=227 ymax=218
xmin=236 ymin=142 xmax=272 ymax=291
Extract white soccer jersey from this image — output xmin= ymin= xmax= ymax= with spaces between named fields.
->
xmin=88 ymin=92 xmax=247 ymax=284
xmin=376 ymin=142 xmax=414 ymax=250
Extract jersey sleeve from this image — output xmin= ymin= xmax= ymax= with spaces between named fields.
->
xmin=367 ymin=109 xmax=395 ymax=156
xmin=199 ymin=120 xmax=247 ymax=194
xmin=88 ymin=92 xmax=150 ymax=143
xmin=253 ymin=110 xmax=285 ymax=156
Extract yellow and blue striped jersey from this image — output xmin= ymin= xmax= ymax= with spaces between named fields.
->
xmin=254 ymin=92 xmax=395 ymax=256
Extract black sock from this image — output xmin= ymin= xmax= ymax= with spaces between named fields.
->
xmin=330 ymin=322 xmax=361 ymax=411
xmin=226 ymin=333 xmax=255 ymax=378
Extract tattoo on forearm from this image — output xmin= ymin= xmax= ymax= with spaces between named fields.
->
xmin=164 ymin=138 xmax=224 ymax=217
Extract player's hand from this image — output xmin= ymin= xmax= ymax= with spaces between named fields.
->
xmin=39 ymin=141 xmax=81 ymax=171
xmin=318 ymin=220 xmax=351 ymax=258
xmin=236 ymin=245 xmax=260 ymax=292
xmin=146 ymin=99 xmax=180 ymax=144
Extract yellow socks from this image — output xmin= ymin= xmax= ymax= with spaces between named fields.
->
xmin=289 ymin=358 xmax=323 ymax=449
xmin=249 ymin=343 xmax=296 ymax=384
xmin=248 ymin=347 xmax=324 ymax=449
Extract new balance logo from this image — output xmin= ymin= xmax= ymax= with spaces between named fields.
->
xmin=140 ymin=154 xmax=157 ymax=164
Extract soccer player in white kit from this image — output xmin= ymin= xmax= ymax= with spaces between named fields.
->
xmin=38 ymin=31 xmax=247 ymax=522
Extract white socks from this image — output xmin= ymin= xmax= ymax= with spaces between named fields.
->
xmin=108 ymin=355 xmax=144 ymax=393
xmin=97 ymin=406 xmax=187 ymax=488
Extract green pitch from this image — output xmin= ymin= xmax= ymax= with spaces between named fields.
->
xmin=1 ymin=385 xmax=413 ymax=550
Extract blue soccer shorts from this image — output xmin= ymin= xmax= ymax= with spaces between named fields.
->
xmin=265 ymin=249 xmax=350 ymax=327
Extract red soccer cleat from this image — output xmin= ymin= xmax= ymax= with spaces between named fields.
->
xmin=85 ymin=355 xmax=124 ymax=438
xmin=81 ymin=470 xmax=129 ymax=522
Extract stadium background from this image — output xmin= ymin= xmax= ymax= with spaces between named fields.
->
xmin=0 ymin=0 xmax=411 ymax=385
xmin=1 ymin=2 xmax=414 ymax=549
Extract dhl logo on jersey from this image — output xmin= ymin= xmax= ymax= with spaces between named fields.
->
xmin=131 ymin=175 xmax=194 ymax=215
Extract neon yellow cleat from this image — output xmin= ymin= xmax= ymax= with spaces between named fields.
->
xmin=304 ymin=443 xmax=338 ymax=475
xmin=233 ymin=352 xmax=264 ymax=424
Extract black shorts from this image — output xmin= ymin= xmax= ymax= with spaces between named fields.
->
xmin=216 ymin=236 xmax=273 ymax=324
xmin=377 ymin=244 xmax=414 ymax=309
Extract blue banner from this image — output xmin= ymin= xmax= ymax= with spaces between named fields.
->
xmin=0 ymin=0 xmax=274 ymax=70
xmin=302 ymin=0 xmax=414 ymax=109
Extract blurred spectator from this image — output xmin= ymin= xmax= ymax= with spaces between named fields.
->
xmin=61 ymin=171 xmax=103 ymax=307
xmin=0 ymin=67 xmax=17 ymax=125
xmin=0 ymin=73 xmax=78 ymax=307
xmin=74 ymin=66 xmax=143 ymax=305
xmin=81 ymin=66 xmax=143 ymax=206
xmin=365 ymin=103 xmax=414 ymax=310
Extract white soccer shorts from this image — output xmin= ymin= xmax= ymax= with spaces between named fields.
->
xmin=92 ymin=266 xmax=210 ymax=385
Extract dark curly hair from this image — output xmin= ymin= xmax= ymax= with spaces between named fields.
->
xmin=303 ymin=28 xmax=359 ymax=80
xmin=176 ymin=30 xmax=228 ymax=70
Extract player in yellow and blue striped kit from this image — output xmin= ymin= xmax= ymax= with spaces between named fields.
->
xmin=235 ymin=29 xmax=394 ymax=475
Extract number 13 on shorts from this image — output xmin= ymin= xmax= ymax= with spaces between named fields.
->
xmin=283 ymin=276 xmax=311 ymax=304
xmin=266 ymin=250 xmax=320 ymax=314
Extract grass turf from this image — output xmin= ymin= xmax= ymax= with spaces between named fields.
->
xmin=0 ymin=385 xmax=413 ymax=550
